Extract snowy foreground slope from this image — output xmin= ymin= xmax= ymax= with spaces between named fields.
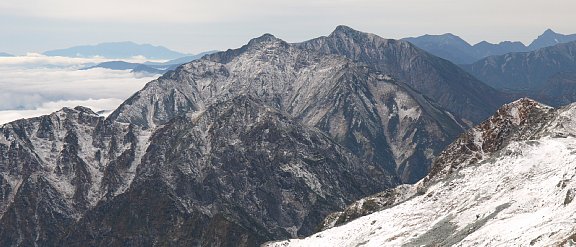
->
xmin=266 ymin=98 xmax=576 ymax=246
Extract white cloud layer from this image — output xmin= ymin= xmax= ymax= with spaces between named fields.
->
xmin=0 ymin=98 xmax=123 ymax=125
xmin=0 ymin=55 xmax=154 ymax=124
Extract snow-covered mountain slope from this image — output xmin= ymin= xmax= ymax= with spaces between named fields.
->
xmin=266 ymin=98 xmax=576 ymax=246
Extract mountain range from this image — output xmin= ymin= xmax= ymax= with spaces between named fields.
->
xmin=0 ymin=26 xmax=494 ymax=246
xmin=42 ymin=41 xmax=188 ymax=60
xmin=3 ymin=25 xmax=576 ymax=247
xmin=82 ymin=51 xmax=218 ymax=75
xmin=0 ymin=52 xmax=13 ymax=57
xmin=404 ymin=29 xmax=576 ymax=64
xmin=463 ymin=41 xmax=576 ymax=106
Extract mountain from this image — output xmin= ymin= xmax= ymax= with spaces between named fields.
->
xmin=0 ymin=29 xmax=472 ymax=246
xmin=43 ymin=41 xmax=187 ymax=59
xmin=82 ymin=61 xmax=144 ymax=70
xmin=82 ymin=61 xmax=166 ymax=75
xmin=146 ymin=50 xmax=219 ymax=65
xmin=0 ymin=52 xmax=13 ymax=57
xmin=112 ymin=32 xmax=468 ymax=183
xmin=0 ymin=100 xmax=394 ymax=246
xmin=463 ymin=41 xmax=576 ymax=102
xmin=402 ymin=33 xmax=479 ymax=64
xmin=403 ymin=29 xmax=576 ymax=65
xmin=402 ymin=33 xmax=529 ymax=64
xmin=267 ymin=98 xmax=576 ymax=246
xmin=83 ymin=51 xmax=219 ymax=75
xmin=472 ymin=40 xmax=527 ymax=58
xmin=528 ymin=28 xmax=576 ymax=50
xmin=298 ymin=25 xmax=507 ymax=125
xmin=536 ymin=72 xmax=576 ymax=106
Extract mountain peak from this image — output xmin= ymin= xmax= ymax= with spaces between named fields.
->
xmin=424 ymin=98 xmax=554 ymax=185
xmin=330 ymin=25 xmax=364 ymax=37
xmin=52 ymin=106 xmax=99 ymax=117
xmin=543 ymin=28 xmax=557 ymax=35
xmin=497 ymin=97 xmax=552 ymax=125
xmin=247 ymin=33 xmax=281 ymax=46
xmin=528 ymin=28 xmax=576 ymax=50
xmin=441 ymin=33 xmax=459 ymax=38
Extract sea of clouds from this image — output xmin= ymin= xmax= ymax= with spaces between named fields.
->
xmin=0 ymin=54 xmax=158 ymax=124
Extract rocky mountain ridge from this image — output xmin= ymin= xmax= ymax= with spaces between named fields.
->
xmin=298 ymin=25 xmax=507 ymax=125
xmin=267 ymin=98 xmax=576 ymax=246
xmin=111 ymin=30 xmax=467 ymax=182
xmin=0 ymin=26 xmax=485 ymax=246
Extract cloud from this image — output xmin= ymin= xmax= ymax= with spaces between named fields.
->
xmin=0 ymin=55 xmax=154 ymax=124
xmin=0 ymin=53 xmax=163 ymax=67
xmin=0 ymin=98 xmax=124 ymax=125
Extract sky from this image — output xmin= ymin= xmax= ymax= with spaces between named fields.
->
xmin=1 ymin=0 xmax=575 ymax=55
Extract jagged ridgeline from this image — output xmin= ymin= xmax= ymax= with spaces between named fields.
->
xmin=267 ymin=98 xmax=576 ymax=246
xmin=0 ymin=26 xmax=500 ymax=246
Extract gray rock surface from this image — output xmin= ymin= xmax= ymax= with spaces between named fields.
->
xmin=297 ymin=25 xmax=507 ymax=125
xmin=0 ymin=27 xmax=493 ymax=246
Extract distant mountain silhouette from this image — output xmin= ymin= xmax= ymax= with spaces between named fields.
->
xmin=43 ymin=41 xmax=187 ymax=60
xmin=463 ymin=41 xmax=576 ymax=107
xmin=82 ymin=51 xmax=219 ymax=75
xmin=82 ymin=61 xmax=143 ymax=70
xmin=403 ymin=29 xmax=576 ymax=64
xmin=0 ymin=52 xmax=14 ymax=57
xmin=403 ymin=33 xmax=479 ymax=64
xmin=145 ymin=50 xmax=218 ymax=65
xmin=528 ymin=29 xmax=576 ymax=50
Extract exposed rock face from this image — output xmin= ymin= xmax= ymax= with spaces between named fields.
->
xmin=111 ymin=32 xmax=464 ymax=182
xmin=300 ymin=98 xmax=557 ymax=233
xmin=0 ymin=28 xmax=474 ymax=246
xmin=268 ymin=98 xmax=576 ymax=246
xmin=297 ymin=25 xmax=507 ymax=125
xmin=62 ymin=96 xmax=395 ymax=246
xmin=423 ymin=98 xmax=556 ymax=185
xmin=0 ymin=106 xmax=147 ymax=246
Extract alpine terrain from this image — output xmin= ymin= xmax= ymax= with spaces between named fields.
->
xmin=297 ymin=25 xmax=507 ymax=126
xmin=0 ymin=27 xmax=476 ymax=246
xmin=404 ymin=29 xmax=576 ymax=65
xmin=266 ymin=98 xmax=576 ymax=246
xmin=463 ymin=41 xmax=576 ymax=106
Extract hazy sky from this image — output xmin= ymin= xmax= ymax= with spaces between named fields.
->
xmin=1 ymin=0 xmax=575 ymax=54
